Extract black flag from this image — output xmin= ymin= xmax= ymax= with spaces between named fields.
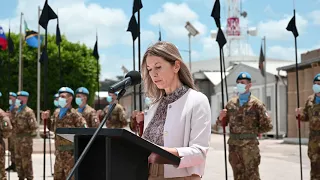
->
xmin=133 ymin=0 xmax=143 ymax=14
xmin=39 ymin=0 xmax=58 ymax=29
xmin=158 ymin=25 xmax=162 ymax=41
xmin=211 ymin=0 xmax=221 ymax=28
xmin=258 ymin=45 xmax=265 ymax=77
xmin=39 ymin=48 xmax=48 ymax=63
xmin=93 ymin=39 xmax=99 ymax=60
xmin=216 ymin=28 xmax=226 ymax=49
xmin=286 ymin=11 xmax=299 ymax=38
xmin=127 ymin=15 xmax=139 ymax=41
xmin=7 ymin=29 xmax=14 ymax=54
xmin=56 ymin=18 xmax=61 ymax=45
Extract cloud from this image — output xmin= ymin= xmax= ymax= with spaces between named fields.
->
xmin=99 ymin=53 xmax=133 ymax=80
xmin=0 ymin=0 xmax=157 ymax=79
xmin=148 ymin=2 xmax=207 ymax=40
xmin=263 ymin=5 xmax=278 ymax=18
xmin=199 ymin=35 xmax=255 ymax=60
xmin=308 ymin=10 xmax=320 ymax=25
xmin=257 ymin=13 xmax=308 ymax=40
xmin=0 ymin=0 xmax=155 ymax=49
xmin=267 ymin=43 xmax=320 ymax=61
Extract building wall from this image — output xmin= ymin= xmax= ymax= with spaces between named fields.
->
xmin=301 ymin=48 xmax=320 ymax=62
xmin=194 ymin=79 xmax=215 ymax=105
xmin=287 ymin=63 xmax=320 ymax=138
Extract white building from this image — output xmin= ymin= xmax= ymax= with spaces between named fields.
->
xmin=191 ymin=55 xmax=294 ymax=138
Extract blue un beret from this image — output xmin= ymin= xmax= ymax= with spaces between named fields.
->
xmin=58 ymin=87 xmax=74 ymax=96
xmin=0 ymin=92 xmax=2 ymax=97
xmin=236 ymin=72 xmax=252 ymax=82
xmin=76 ymin=87 xmax=89 ymax=95
xmin=17 ymin=91 xmax=29 ymax=97
xmin=9 ymin=92 xmax=17 ymax=97
xmin=313 ymin=73 xmax=320 ymax=82
xmin=54 ymin=93 xmax=59 ymax=98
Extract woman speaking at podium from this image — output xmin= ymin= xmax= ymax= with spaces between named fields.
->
xmin=131 ymin=41 xmax=211 ymax=180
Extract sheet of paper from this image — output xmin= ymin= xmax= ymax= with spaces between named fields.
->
xmin=57 ymin=134 xmax=75 ymax=142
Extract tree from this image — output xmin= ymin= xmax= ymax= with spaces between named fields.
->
xmin=0 ymin=33 xmax=99 ymax=112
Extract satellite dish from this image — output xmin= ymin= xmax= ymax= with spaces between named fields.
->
xmin=240 ymin=11 xmax=248 ymax=18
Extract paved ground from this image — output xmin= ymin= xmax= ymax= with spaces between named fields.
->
xmin=5 ymin=133 xmax=311 ymax=180
xmin=202 ymin=134 xmax=310 ymax=180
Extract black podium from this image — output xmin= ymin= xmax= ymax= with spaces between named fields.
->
xmin=55 ymin=128 xmax=181 ymax=180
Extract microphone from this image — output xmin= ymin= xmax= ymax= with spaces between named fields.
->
xmin=109 ymin=71 xmax=142 ymax=93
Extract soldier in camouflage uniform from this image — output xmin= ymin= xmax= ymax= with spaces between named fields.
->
xmin=217 ymin=72 xmax=273 ymax=180
xmin=6 ymin=92 xmax=17 ymax=172
xmin=13 ymin=91 xmax=38 ymax=180
xmin=41 ymin=87 xmax=87 ymax=180
xmin=296 ymin=73 xmax=320 ymax=180
xmin=75 ymin=87 xmax=100 ymax=127
xmin=0 ymin=92 xmax=13 ymax=180
xmin=97 ymin=92 xmax=127 ymax=128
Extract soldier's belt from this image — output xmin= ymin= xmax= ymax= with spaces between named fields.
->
xmin=229 ymin=133 xmax=257 ymax=140
xmin=16 ymin=133 xmax=34 ymax=138
xmin=57 ymin=144 xmax=74 ymax=151
xmin=310 ymin=130 xmax=320 ymax=136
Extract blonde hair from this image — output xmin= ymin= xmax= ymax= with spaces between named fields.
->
xmin=141 ymin=41 xmax=197 ymax=101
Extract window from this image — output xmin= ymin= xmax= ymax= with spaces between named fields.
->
xmin=266 ymin=96 xmax=271 ymax=111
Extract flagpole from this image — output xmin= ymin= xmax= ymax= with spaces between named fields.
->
xmin=43 ymin=25 xmax=49 ymax=180
xmin=222 ymin=53 xmax=228 ymax=102
xmin=6 ymin=24 xmax=11 ymax=180
xmin=37 ymin=6 xmax=41 ymax=139
xmin=263 ymin=36 xmax=267 ymax=112
xmin=293 ymin=9 xmax=303 ymax=180
xmin=137 ymin=9 xmax=142 ymax=111
xmin=18 ymin=12 xmax=23 ymax=91
xmin=58 ymin=14 xmax=62 ymax=87
xmin=133 ymin=39 xmax=137 ymax=111
xmin=96 ymin=32 xmax=100 ymax=109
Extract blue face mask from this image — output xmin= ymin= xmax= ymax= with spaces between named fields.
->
xmin=106 ymin=96 xmax=112 ymax=103
xmin=145 ymin=97 xmax=152 ymax=106
xmin=54 ymin=100 xmax=59 ymax=107
xmin=313 ymin=84 xmax=320 ymax=94
xmin=15 ymin=99 xmax=21 ymax=107
xmin=236 ymin=83 xmax=247 ymax=94
xmin=9 ymin=99 xmax=12 ymax=105
xmin=58 ymin=97 xmax=67 ymax=108
xmin=75 ymin=97 xmax=83 ymax=106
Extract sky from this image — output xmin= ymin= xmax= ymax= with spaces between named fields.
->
xmin=0 ymin=0 xmax=319 ymax=80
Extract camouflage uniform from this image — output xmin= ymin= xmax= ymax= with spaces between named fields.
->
xmin=48 ymin=108 xmax=87 ymax=180
xmin=0 ymin=108 xmax=13 ymax=180
xmin=100 ymin=104 xmax=127 ymax=128
xmin=77 ymin=105 xmax=100 ymax=128
xmin=13 ymin=105 xmax=38 ymax=180
xmin=300 ymin=94 xmax=320 ymax=180
xmin=7 ymin=105 xmax=17 ymax=170
xmin=216 ymin=95 xmax=273 ymax=180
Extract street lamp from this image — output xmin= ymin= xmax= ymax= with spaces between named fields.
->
xmin=185 ymin=21 xmax=199 ymax=72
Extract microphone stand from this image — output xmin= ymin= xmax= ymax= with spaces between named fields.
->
xmin=66 ymin=88 xmax=127 ymax=180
